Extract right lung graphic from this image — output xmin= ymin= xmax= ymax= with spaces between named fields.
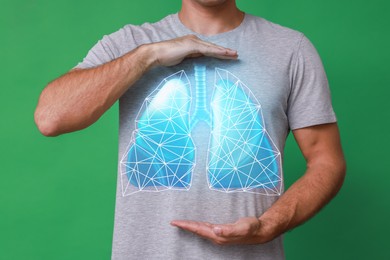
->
xmin=207 ymin=69 xmax=282 ymax=195
xmin=120 ymin=65 xmax=282 ymax=196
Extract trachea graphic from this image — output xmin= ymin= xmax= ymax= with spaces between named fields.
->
xmin=120 ymin=65 xmax=282 ymax=196
xmin=191 ymin=65 xmax=210 ymax=127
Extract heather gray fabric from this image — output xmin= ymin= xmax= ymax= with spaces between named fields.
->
xmin=75 ymin=13 xmax=336 ymax=260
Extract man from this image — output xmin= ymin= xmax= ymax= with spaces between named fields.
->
xmin=34 ymin=0 xmax=346 ymax=259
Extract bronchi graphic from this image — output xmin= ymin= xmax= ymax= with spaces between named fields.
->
xmin=120 ymin=65 xmax=282 ymax=196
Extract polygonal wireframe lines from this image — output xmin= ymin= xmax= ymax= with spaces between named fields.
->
xmin=120 ymin=66 xmax=283 ymax=196
xmin=207 ymin=68 xmax=282 ymax=195
xmin=120 ymin=71 xmax=196 ymax=196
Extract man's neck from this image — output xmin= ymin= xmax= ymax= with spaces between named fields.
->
xmin=178 ymin=0 xmax=244 ymax=36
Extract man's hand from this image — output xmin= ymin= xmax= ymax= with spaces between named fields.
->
xmin=149 ymin=34 xmax=238 ymax=67
xmin=35 ymin=34 xmax=237 ymax=136
xmin=171 ymin=217 xmax=271 ymax=245
xmin=171 ymin=123 xmax=346 ymax=246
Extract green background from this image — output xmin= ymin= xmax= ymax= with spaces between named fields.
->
xmin=1 ymin=0 xmax=389 ymax=259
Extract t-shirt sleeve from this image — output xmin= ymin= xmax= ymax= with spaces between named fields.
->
xmin=287 ymin=34 xmax=336 ymax=130
xmin=73 ymin=35 xmax=117 ymax=69
xmin=73 ymin=26 xmax=136 ymax=69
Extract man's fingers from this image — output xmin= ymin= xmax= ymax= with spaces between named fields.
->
xmin=186 ymin=53 xmax=204 ymax=59
xmin=213 ymin=218 xmax=260 ymax=238
xmin=171 ymin=220 xmax=232 ymax=245
xmin=198 ymin=45 xmax=238 ymax=59
xmin=213 ymin=224 xmax=242 ymax=237
xmin=171 ymin=220 xmax=215 ymax=239
xmin=171 ymin=217 xmax=263 ymax=245
xmin=153 ymin=34 xmax=238 ymax=66
xmin=171 ymin=220 xmax=238 ymax=238
xmin=187 ymin=48 xmax=237 ymax=60
xmin=189 ymin=36 xmax=238 ymax=59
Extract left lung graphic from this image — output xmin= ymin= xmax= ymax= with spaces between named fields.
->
xmin=120 ymin=66 xmax=282 ymax=196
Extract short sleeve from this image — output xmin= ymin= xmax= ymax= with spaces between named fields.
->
xmin=287 ymin=34 xmax=336 ymax=130
xmin=73 ymin=26 xmax=137 ymax=70
xmin=73 ymin=35 xmax=117 ymax=69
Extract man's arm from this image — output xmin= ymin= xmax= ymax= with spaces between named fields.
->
xmin=34 ymin=35 xmax=238 ymax=136
xmin=171 ymin=123 xmax=346 ymax=245
xmin=257 ymin=123 xmax=346 ymax=242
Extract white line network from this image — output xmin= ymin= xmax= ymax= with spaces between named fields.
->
xmin=207 ymin=69 xmax=282 ymax=196
xmin=120 ymin=67 xmax=283 ymax=196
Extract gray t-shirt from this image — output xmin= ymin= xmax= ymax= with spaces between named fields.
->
xmin=75 ymin=13 xmax=336 ymax=260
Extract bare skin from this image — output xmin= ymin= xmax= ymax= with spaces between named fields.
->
xmin=35 ymin=0 xmax=346 ymax=246
xmin=179 ymin=0 xmax=244 ymax=35
xmin=171 ymin=123 xmax=346 ymax=245
xmin=34 ymin=35 xmax=237 ymax=136
xmin=169 ymin=0 xmax=346 ymax=245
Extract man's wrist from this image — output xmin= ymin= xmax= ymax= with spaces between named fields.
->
xmin=257 ymin=214 xmax=286 ymax=243
xmin=136 ymin=43 xmax=158 ymax=69
xmin=121 ymin=44 xmax=157 ymax=73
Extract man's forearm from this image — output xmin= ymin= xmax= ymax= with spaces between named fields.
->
xmin=258 ymin=160 xmax=346 ymax=242
xmin=35 ymin=35 xmax=237 ymax=137
xmin=170 ymin=124 xmax=346 ymax=245
xmin=34 ymin=45 xmax=154 ymax=136
xmin=170 ymin=162 xmax=346 ymax=245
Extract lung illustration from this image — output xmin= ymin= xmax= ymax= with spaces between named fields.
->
xmin=120 ymin=71 xmax=196 ymax=196
xmin=120 ymin=65 xmax=282 ymax=196
xmin=207 ymin=69 xmax=282 ymax=195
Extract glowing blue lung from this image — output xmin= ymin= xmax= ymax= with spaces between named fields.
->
xmin=120 ymin=71 xmax=196 ymax=195
xmin=207 ymin=69 xmax=282 ymax=195
xmin=120 ymin=66 xmax=282 ymax=196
